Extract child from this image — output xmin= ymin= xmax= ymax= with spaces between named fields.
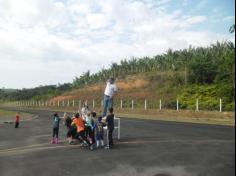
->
xmin=85 ymin=111 xmax=95 ymax=145
xmin=15 ymin=112 xmax=20 ymax=128
xmin=71 ymin=113 xmax=93 ymax=150
xmin=95 ymin=116 xmax=106 ymax=148
xmin=105 ymin=107 xmax=115 ymax=149
xmin=81 ymin=104 xmax=89 ymax=120
xmin=64 ymin=113 xmax=73 ymax=143
xmin=51 ymin=112 xmax=61 ymax=144
xmin=67 ymin=114 xmax=77 ymax=144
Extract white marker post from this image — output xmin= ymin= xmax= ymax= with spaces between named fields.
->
xmin=145 ymin=99 xmax=147 ymax=110
xmin=159 ymin=99 xmax=162 ymax=110
xmin=120 ymin=99 xmax=123 ymax=109
xmin=196 ymin=99 xmax=199 ymax=111
xmin=177 ymin=99 xmax=179 ymax=111
xmin=132 ymin=100 xmax=134 ymax=109
xmin=72 ymin=100 xmax=75 ymax=107
xmin=93 ymin=100 xmax=95 ymax=108
xmin=220 ymin=98 xmax=222 ymax=112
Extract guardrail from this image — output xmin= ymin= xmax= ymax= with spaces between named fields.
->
xmin=3 ymin=98 xmax=228 ymax=112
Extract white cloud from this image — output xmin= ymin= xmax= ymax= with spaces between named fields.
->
xmin=0 ymin=0 xmax=234 ymax=88
xmin=223 ymin=16 xmax=235 ymax=21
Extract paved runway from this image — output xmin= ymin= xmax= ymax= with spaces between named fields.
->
xmin=0 ymin=109 xmax=235 ymax=176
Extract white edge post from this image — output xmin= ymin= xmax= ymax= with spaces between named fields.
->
xmin=93 ymin=99 xmax=95 ymax=108
xmin=145 ymin=99 xmax=147 ymax=110
xmin=121 ymin=99 xmax=123 ymax=109
xmin=132 ymin=99 xmax=134 ymax=109
xmin=177 ymin=99 xmax=179 ymax=111
xmin=220 ymin=98 xmax=222 ymax=112
xmin=160 ymin=99 xmax=162 ymax=110
xmin=118 ymin=117 xmax=120 ymax=140
xmin=73 ymin=100 xmax=75 ymax=107
xmin=196 ymin=99 xmax=199 ymax=111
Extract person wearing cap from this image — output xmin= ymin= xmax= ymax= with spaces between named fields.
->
xmin=102 ymin=77 xmax=118 ymax=117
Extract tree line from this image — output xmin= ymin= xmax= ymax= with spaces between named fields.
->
xmin=72 ymin=41 xmax=235 ymax=86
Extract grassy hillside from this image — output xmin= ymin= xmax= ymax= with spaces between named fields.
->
xmin=52 ymin=71 xmax=234 ymax=111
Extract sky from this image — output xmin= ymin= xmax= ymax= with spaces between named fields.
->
xmin=0 ymin=0 xmax=235 ymax=89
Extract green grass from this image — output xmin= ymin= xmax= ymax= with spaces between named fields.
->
xmin=16 ymin=106 xmax=235 ymax=126
xmin=0 ymin=109 xmax=32 ymax=123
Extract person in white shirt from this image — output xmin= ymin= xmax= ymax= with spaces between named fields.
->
xmin=102 ymin=77 xmax=117 ymax=117
xmin=81 ymin=103 xmax=89 ymax=120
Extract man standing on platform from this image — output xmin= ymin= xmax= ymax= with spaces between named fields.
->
xmin=102 ymin=77 xmax=117 ymax=117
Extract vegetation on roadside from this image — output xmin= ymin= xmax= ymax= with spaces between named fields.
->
xmin=0 ymin=41 xmax=235 ymax=111
xmin=0 ymin=109 xmax=32 ymax=122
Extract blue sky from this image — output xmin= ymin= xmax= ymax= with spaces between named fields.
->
xmin=0 ymin=0 xmax=235 ymax=89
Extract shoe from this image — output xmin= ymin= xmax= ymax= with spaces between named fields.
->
xmin=101 ymin=140 xmax=104 ymax=147
xmin=55 ymin=138 xmax=59 ymax=144
xmin=69 ymin=140 xmax=75 ymax=145
xmin=89 ymin=144 xmax=94 ymax=151
xmin=51 ymin=138 xmax=55 ymax=144
xmin=104 ymin=145 xmax=110 ymax=150
xmin=96 ymin=141 xmax=100 ymax=148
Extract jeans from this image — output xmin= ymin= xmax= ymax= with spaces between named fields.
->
xmin=102 ymin=95 xmax=113 ymax=117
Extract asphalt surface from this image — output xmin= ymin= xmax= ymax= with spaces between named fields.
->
xmin=0 ymin=109 xmax=235 ymax=176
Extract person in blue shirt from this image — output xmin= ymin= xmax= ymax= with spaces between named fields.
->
xmin=51 ymin=112 xmax=61 ymax=144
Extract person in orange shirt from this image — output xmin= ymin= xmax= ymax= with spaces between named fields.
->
xmin=15 ymin=112 xmax=20 ymax=128
xmin=71 ymin=113 xmax=93 ymax=150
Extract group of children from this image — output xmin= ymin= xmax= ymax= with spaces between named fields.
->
xmin=51 ymin=105 xmax=115 ymax=150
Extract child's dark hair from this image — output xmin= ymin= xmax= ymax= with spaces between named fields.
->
xmin=109 ymin=107 xmax=113 ymax=113
xmin=98 ymin=116 xmax=102 ymax=122
xmin=54 ymin=112 xmax=58 ymax=117
xmin=75 ymin=113 xmax=80 ymax=118
xmin=92 ymin=111 xmax=96 ymax=117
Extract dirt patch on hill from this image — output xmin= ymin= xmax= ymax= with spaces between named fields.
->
xmin=51 ymin=78 xmax=150 ymax=101
xmin=51 ymin=95 xmax=75 ymax=101
xmin=117 ymin=78 xmax=149 ymax=89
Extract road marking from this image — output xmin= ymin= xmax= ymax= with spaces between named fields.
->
xmin=118 ymin=139 xmax=234 ymax=145
xmin=0 ymin=138 xmax=233 ymax=156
